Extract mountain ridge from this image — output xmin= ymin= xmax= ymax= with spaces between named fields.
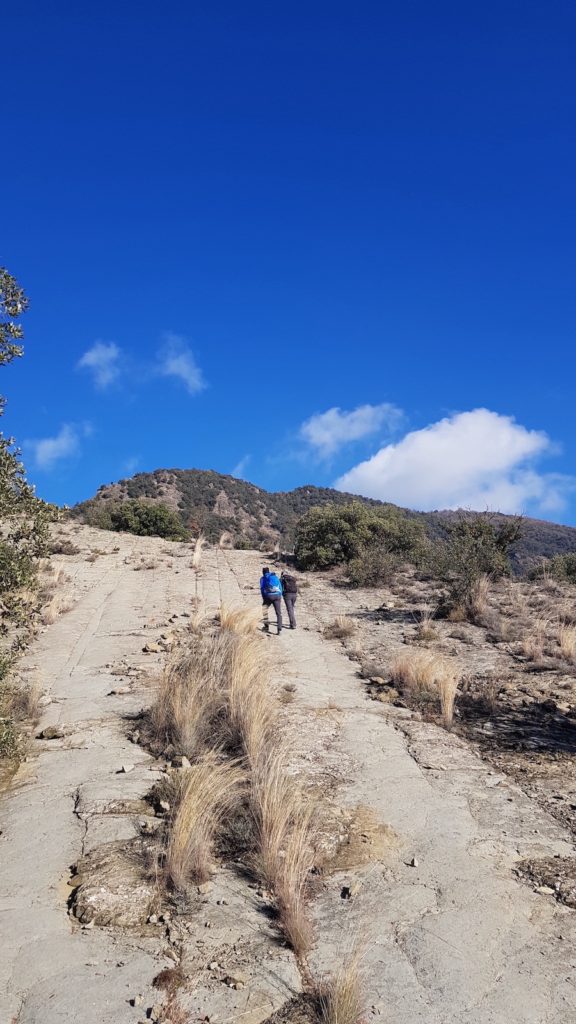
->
xmin=72 ymin=467 xmax=576 ymax=574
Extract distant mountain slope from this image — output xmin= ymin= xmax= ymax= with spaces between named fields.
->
xmin=72 ymin=468 xmax=576 ymax=574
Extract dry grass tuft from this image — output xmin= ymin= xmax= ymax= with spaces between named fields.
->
xmin=219 ymin=604 xmax=260 ymax=635
xmin=41 ymin=591 xmax=74 ymax=625
xmin=148 ymin=633 xmax=232 ymax=758
xmin=390 ymin=649 xmax=462 ymax=729
xmin=415 ymin=605 xmax=438 ymax=641
xmin=165 ymin=755 xmax=246 ymax=888
xmin=558 ymin=624 xmax=576 ymax=663
xmin=219 ymin=530 xmax=233 ymax=549
xmin=521 ymin=617 xmax=550 ymax=661
xmin=191 ymin=533 xmax=207 ymax=569
xmin=251 ymin=745 xmax=316 ymax=956
xmin=324 ymin=616 xmax=356 ymax=640
xmin=318 ymin=943 xmax=366 ymax=1024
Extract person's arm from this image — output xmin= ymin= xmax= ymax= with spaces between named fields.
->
xmin=259 ymin=576 xmax=265 ymax=596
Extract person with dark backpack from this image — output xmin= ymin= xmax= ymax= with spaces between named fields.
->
xmin=280 ymin=571 xmax=298 ymax=629
xmin=260 ymin=566 xmax=283 ymax=634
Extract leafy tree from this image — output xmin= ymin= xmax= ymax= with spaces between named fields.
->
xmin=294 ymin=501 xmax=426 ymax=573
xmin=436 ymin=514 xmax=522 ymax=614
xmin=108 ymin=499 xmax=187 ymax=540
xmin=0 ymin=269 xmax=58 ymax=616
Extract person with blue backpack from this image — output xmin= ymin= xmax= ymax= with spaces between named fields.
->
xmin=260 ymin=566 xmax=283 ymax=634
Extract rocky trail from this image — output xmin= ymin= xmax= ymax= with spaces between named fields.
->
xmin=1 ymin=528 xmax=575 ymax=1023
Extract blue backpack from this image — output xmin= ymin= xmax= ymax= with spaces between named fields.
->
xmin=263 ymin=572 xmax=282 ymax=597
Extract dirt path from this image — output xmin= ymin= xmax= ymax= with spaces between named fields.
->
xmin=1 ymin=536 xmax=576 ymax=1023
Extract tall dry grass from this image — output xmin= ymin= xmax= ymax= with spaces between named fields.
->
xmin=191 ymin=533 xmax=207 ymax=569
xmin=227 ymin=633 xmax=277 ymax=764
xmin=219 ymin=604 xmax=260 ymax=635
xmin=251 ymin=745 xmax=316 ymax=957
xmin=41 ymin=591 xmax=74 ymax=625
xmin=318 ymin=943 xmax=366 ymax=1024
xmin=165 ymin=755 xmax=246 ymax=888
xmin=390 ymin=649 xmax=462 ymax=729
xmin=558 ymin=624 xmax=576 ymax=663
xmin=149 ymin=632 xmax=232 ymax=757
xmin=324 ymin=616 xmax=356 ymax=640
xmin=521 ymin=617 xmax=550 ymax=661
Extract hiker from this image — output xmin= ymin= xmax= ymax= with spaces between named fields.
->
xmin=260 ymin=566 xmax=283 ymax=634
xmin=280 ymin=570 xmax=298 ymax=629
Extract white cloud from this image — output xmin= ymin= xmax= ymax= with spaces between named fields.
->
xmin=122 ymin=455 xmax=140 ymax=476
xmin=300 ymin=403 xmax=403 ymax=457
xmin=77 ymin=341 xmax=121 ymax=389
xmin=28 ymin=422 xmax=92 ymax=471
xmin=232 ymin=455 xmax=251 ymax=480
xmin=335 ymin=408 xmax=574 ymax=514
xmin=158 ymin=332 xmax=206 ymax=395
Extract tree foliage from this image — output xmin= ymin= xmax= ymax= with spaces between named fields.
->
xmin=436 ymin=514 xmax=522 ymax=610
xmin=294 ymin=501 xmax=426 ymax=574
xmin=0 ymin=269 xmax=58 ymax=615
xmin=89 ymin=498 xmax=187 ymax=540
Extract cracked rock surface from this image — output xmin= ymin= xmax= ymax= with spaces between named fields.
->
xmin=1 ymin=529 xmax=575 ymax=1023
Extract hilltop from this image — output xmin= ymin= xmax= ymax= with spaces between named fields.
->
xmin=72 ymin=467 xmax=576 ymax=574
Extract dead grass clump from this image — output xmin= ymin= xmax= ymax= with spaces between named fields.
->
xmin=219 ymin=604 xmax=259 ymax=635
xmin=148 ymin=633 xmax=232 ymax=758
xmin=390 ymin=649 xmax=462 ymax=729
xmin=521 ymin=618 xmax=550 ymax=661
xmin=558 ymin=624 xmax=576 ymax=663
xmin=219 ymin=530 xmax=233 ymax=548
xmin=227 ymin=633 xmax=278 ymax=764
xmin=49 ymin=537 xmax=81 ymax=555
xmin=165 ymin=755 xmax=246 ymax=889
xmin=191 ymin=533 xmax=207 ymax=569
xmin=415 ymin=605 xmax=438 ymax=642
xmin=251 ymin=746 xmax=316 ymax=956
xmin=324 ymin=616 xmax=356 ymax=640
xmin=42 ymin=591 xmax=74 ymax=625
xmin=317 ymin=944 xmax=366 ymax=1024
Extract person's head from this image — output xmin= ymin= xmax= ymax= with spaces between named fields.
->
xmin=262 ymin=566 xmax=269 ymax=575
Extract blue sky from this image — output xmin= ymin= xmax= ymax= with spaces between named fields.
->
xmin=2 ymin=1 xmax=575 ymax=521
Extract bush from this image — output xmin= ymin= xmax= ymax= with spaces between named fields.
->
xmin=531 ymin=552 xmax=576 ymax=585
xmin=90 ymin=499 xmax=187 ymax=540
xmin=435 ymin=514 xmax=522 ymax=616
xmin=347 ymin=546 xmax=401 ymax=587
xmin=294 ymin=501 xmax=426 ymax=572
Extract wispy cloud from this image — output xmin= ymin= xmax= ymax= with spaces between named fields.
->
xmin=336 ymin=408 xmax=575 ymax=514
xmin=27 ymin=422 xmax=92 ymax=471
xmin=232 ymin=454 xmax=251 ymax=480
xmin=122 ymin=455 xmax=140 ymax=476
xmin=300 ymin=402 xmax=403 ymax=458
xmin=77 ymin=341 xmax=121 ymax=389
xmin=158 ymin=332 xmax=206 ymax=395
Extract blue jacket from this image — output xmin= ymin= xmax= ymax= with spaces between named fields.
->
xmin=260 ymin=572 xmax=283 ymax=597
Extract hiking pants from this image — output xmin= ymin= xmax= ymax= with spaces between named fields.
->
xmin=283 ymin=593 xmax=297 ymax=628
xmin=262 ymin=597 xmax=283 ymax=633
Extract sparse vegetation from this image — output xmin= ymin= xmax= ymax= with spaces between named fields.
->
xmin=531 ymin=552 xmax=576 ymax=585
xmin=390 ymin=649 xmax=462 ymax=727
xmin=191 ymin=532 xmax=207 ymax=568
xmin=318 ymin=943 xmax=366 ymax=1024
xmin=324 ymin=616 xmax=356 ymax=640
xmin=165 ymin=756 xmax=246 ymax=888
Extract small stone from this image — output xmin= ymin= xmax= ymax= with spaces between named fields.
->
xmin=171 ymin=755 xmax=191 ymax=769
xmin=225 ymin=970 xmax=247 ymax=988
xmin=197 ymin=881 xmax=214 ymax=895
xmin=37 ymin=725 xmax=64 ymax=740
xmin=108 ymin=686 xmax=131 ymax=696
xmin=159 ymin=800 xmax=170 ymax=812
xmin=143 ymin=643 xmax=162 ymax=654
xmin=130 ymin=995 xmax=144 ymax=1007
xmin=535 ymin=885 xmax=555 ymax=895
xmin=370 ymin=676 xmax=386 ymax=685
xmin=409 ymin=857 xmax=419 ymax=868
xmin=340 ymin=879 xmax=361 ymax=900
xmin=208 ymin=961 xmax=219 ymax=971
xmin=147 ymin=913 xmax=159 ymax=924
xmin=117 ymin=763 xmax=135 ymax=774
xmin=148 ymin=1005 xmax=163 ymax=1022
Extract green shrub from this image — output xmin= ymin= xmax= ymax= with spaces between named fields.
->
xmin=347 ymin=546 xmax=402 ymax=587
xmin=294 ymin=501 xmax=426 ymax=571
xmin=435 ymin=514 xmax=522 ymax=614
xmin=109 ymin=500 xmax=187 ymax=540
xmin=530 ymin=552 xmax=576 ymax=584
